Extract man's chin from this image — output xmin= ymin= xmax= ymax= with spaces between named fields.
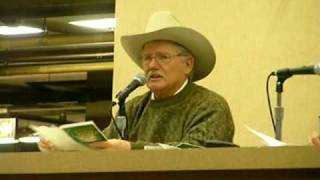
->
xmin=147 ymin=83 xmax=165 ymax=92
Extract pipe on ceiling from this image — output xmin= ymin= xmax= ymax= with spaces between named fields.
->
xmin=0 ymin=32 xmax=114 ymax=49
xmin=0 ymin=42 xmax=114 ymax=60
xmin=4 ymin=53 xmax=113 ymax=66
xmin=0 ymin=62 xmax=113 ymax=76
xmin=1 ymin=42 xmax=114 ymax=54
xmin=0 ymin=0 xmax=115 ymax=20
xmin=0 ymin=72 xmax=87 ymax=82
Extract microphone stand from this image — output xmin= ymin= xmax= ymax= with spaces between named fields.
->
xmin=274 ymin=74 xmax=291 ymax=140
xmin=114 ymin=74 xmax=146 ymax=140
xmin=115 ymin=86 xmax=131 ymax=140
xmin=116 ymin=98 xmax=128 ymax=140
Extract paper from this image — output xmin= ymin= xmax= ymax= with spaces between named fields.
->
xmin=144 ymin=143 xmax=203 ymax=150
xmin=246 ymin=126 xmax=287 ymax=146
xmin=30 ymin=121 xmax=107 ymax=151
xmin=60 ymin=121 xmax=107 ymax=144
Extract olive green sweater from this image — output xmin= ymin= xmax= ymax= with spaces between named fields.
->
xmin=105 ymin=82 xmax=234 ymax=149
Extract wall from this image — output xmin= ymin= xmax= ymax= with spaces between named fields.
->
xmin=113 ymin=0 xmax=320 ymax=146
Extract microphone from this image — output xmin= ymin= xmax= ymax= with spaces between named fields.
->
xmin=272 ymin=63 xmax=320 ymax=76
xmin=116 ymin=73 xmax=146 ymax=102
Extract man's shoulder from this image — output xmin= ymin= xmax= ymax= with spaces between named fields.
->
xmin=191 ymin=83 xmax=224 ymax=98
xmin=190 ymin=83 xmax=229 ymax=106
xmin=126 ymin=91 xmax=150 ymax=106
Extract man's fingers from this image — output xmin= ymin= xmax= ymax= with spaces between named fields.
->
xmin=89 ymin=141 xmax=111 ymax=149
xmin=38 ymin=138 xmax=57 ymax=152
xmin=89 ymin=139 xmax=131 ymax=150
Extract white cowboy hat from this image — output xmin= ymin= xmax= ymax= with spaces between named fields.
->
xmin=121 ymin=11 xmax=216 ymax=81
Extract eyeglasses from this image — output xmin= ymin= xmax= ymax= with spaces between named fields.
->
xmin=141 ymin=52 xmax=187 ymax=65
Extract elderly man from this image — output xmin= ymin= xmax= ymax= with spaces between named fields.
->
xmin=39 ymin=11 xmax=234 ymax=151
xmin=90 ymin=11 xmax=234 ymax=150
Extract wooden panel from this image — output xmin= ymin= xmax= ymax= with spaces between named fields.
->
xmin=0 ymin=146 xmax=320 ymax=179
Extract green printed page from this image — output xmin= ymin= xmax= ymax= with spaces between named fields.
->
xmin=61 ymin=121 xmax=107 ymax=144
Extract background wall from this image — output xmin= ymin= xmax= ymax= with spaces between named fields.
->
xmin=113 ymin=0 xmax=320 ymax=146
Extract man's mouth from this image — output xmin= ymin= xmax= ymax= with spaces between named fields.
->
xmin=148 ymin=73 xmax=163 ymax=81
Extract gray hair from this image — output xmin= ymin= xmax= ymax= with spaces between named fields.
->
xmin=173 ymin=42 xmax=195 ymax=80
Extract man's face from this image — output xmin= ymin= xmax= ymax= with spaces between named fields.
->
xmin=142 ymin=40 xmax=194 ymax=98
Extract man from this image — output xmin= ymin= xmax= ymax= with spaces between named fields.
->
xmin=38 ymin=11 xmax=234 ymax=151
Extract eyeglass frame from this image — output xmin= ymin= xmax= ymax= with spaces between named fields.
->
xmin=141 ymin=52 xmax=191 ymax=65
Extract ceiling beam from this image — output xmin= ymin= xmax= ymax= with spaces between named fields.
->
xmin=0 ymin=62 xmax=113 ymax=76
xmin=0 ymin=32 xmax=114 ymax=49
xmin=23 ymin=19 xmax=106 ymax=34
xmin=0 ymin=0 xmax=115 ymax=22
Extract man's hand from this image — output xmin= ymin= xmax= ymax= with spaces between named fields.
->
xmin=311 ymin=131 xmax=320 ymax=146
xmin=89 ymin=139 xmax=131 ymax=150
xmin=38 ymin=138 xmax=58 ymax=152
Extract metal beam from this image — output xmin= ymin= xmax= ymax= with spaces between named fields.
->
xmin=0 ymin=0 xmax=115 ymax=20
xmin=24 ymin=18 xmax=111 ymax=34
xmin=0 ymin=62 xmax=113 ymax=76
xmin=4 ymin=53 xmax=113 ymax=66
xmin=0 ymin=32 xmax=114 ymax=49
xmin=0 ymin=42 xmax=114 ymax=61
xmin=1 ymin=42 xmax=113 ymax=53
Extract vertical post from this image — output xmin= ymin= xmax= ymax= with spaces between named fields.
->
xmin=274 ymin=92 xmax=284 ymax=140
xmin=117 ymin=99 xmax=128 ymax=140
xmin=274 ymin=75 xmax=290 ymax=140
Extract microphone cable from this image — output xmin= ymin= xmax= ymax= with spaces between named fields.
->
xmin=266 ymin=72 xmax=276 ymax=133
xmin=109 ymin=101 xmax=125 ymax=140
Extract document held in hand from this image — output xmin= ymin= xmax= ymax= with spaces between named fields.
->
xmin=30 ymin=121 xmax=107 ymax=151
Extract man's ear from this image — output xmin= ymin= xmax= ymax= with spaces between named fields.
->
xmin=184 ymin=57 xmax=194 ymax=74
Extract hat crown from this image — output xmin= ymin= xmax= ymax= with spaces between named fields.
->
xmin=145 ymin=11 xmax=181 ymax=32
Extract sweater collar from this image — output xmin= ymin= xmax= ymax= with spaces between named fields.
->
xmin=147 ymin=80 xmax=195 ymax=108
xmin=151 ymin=79 xmax=189 ymax=100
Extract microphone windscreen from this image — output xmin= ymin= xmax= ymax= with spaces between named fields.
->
xmin=134 ymin=73 xmax=146 ymax=85
xmin=314 ymin=63 xmax=320 ymax=74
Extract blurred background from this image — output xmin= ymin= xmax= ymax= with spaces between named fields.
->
xmin=0 ymin=0 xmax=116 ymax=149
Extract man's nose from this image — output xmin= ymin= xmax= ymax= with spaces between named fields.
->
xmin=148 ymin=57 xmax=161 ymax=68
